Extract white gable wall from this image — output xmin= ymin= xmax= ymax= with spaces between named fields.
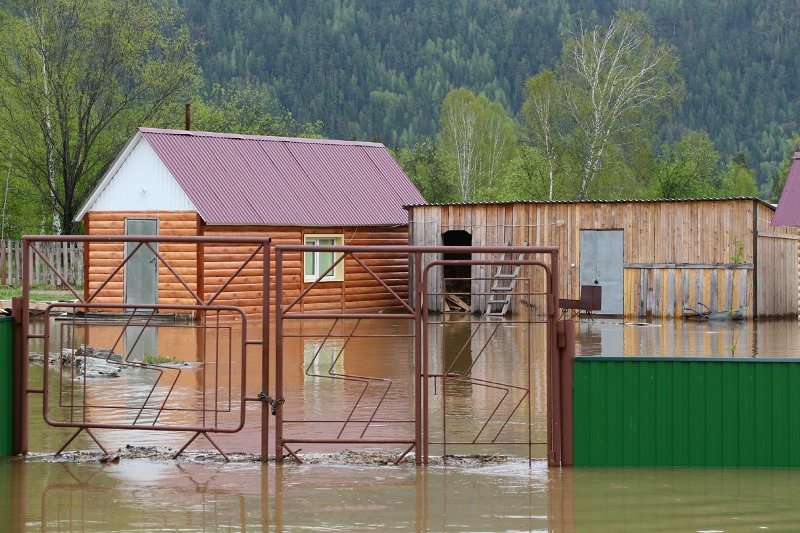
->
xmin=78 ymin=134 xmax=197 ymax=217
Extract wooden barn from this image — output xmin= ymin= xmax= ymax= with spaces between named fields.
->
xmin=75 ymin=127 xmax=426 ymax=316
xmin=407 ymin=198 xmax=799 ymax=319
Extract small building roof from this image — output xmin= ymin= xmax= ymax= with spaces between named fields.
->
xmin=78 ymin=128 xmax=425 ymax=226
xmin=772 ymin=153 xmax=800 ymax=227
xmin=405 ymin=196 xmax=775 ymax=210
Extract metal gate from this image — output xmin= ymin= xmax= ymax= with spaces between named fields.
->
xmin=274 ymin=245 xmax=570 ymax=465
xmin=15 ymin=239 xmax=573 ymax=465
xmin=14 ymin=235 xmax=271 ymax=461
xmin=422 ymin=256 xmax=556 ymax=463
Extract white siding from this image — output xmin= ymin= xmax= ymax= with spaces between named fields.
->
xmin=82 ymin=134 xmax=197 ymax=214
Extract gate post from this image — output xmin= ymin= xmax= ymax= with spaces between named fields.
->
xmin=11 ymin=297 xmax=26 ymax=455
xmin=557 ymin=320 xmax=575 ymax=466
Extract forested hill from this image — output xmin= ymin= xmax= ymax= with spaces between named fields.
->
xmin=179 ymin=0 xmax=800 ymax=189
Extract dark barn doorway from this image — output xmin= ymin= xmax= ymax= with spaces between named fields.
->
xmin=442 ymin=230 xmax=472 ymax=311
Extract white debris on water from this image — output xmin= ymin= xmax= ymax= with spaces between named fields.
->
xmin=18 ymin=446 xmax=514 ymax=466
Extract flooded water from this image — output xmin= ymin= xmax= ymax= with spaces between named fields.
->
xmin=5 ymin=454 xmax=800 ymax=531
xmin=577 ymin=317 xmax=800 ymax=358
xmin=5 ymin=315 xmax=800 ymax=531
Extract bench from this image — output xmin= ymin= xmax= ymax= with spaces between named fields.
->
xmin=559 ymin=285 xmax=602 ymax=317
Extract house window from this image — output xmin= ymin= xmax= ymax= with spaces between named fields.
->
xmin=304 ymin=234 xmax=344 ymax=282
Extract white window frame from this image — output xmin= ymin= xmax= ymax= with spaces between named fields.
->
xmin=304 ymin=234 xmax=344 ymax=282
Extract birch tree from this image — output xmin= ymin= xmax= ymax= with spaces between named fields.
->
xmin=522 ymin=11 xmax=684 ymax=200
xmin=564 ymin=11 xmax=683 ymax=199
xmin=0 ymin=0 xmax=199 ymax=234
xmin=520 ymin=70 xmax=563 ymax=200
xmin=440 ymin=88 xmax=516 ymax=202
xmin=441 ymin=88 xmax=479 ymax=202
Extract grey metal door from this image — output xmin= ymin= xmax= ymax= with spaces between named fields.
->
xmin=125 ymin=219 xmax=158 ymax=307
xmin=580 ymin=230 xmax=623 ymax=315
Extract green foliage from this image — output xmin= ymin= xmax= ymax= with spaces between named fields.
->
xmin=163 ymin=82 xmax=323 ymax=138
xmin=142 ymin=355 xmax=185 ymax=365
xmin=651 ymin=131 xmax=720 ymax=199
xmin=521 ymin=10 xmax=684 ymax=200
xmin=720 ymin=158 xmax=759 ymax=198
xmin=520 ymin=70 xmax=565 ymax=200
xmin=1 ymin=0 xmax=797 ymax=229
xmin=0 ymin=147 xmax=46 ymax=238
xmin=178 ymin=0 xmax=800 ymax=192
xmin=498 ymin=145 xmax=557 ymax=201
xmin=730 ymin=236 xmax=745 ymax=264
xmin=0 ymin=0 xmax=201 ymax=234
xmin=439 ymin=88 xmax=516 ymax=202
xmin=394 ymin=141 xmax=456 ymax=204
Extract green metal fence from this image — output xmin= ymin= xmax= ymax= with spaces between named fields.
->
xmin=0 ymin=316 xmax=13 ymax=456
xmin=574 ymin=356 xmax=800 ymax=467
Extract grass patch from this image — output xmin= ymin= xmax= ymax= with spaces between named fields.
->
xmin=0 ymin=285 xmax=82 ymax=302
xmin=142 ymin=355 xmax=185 ymax=365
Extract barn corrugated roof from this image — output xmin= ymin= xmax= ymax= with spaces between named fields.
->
xmin=405 ymin=196 xmax=775 ymax=209
xmin=772 ymin=153 xmax=800 ymax=227
xmin=139 ymin=128 xmax=425 ymax=226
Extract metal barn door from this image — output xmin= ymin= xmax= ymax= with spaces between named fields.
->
xmin=125 ymin=219 xmax=158 ymax=307
xmin=579 ymin=230 xmax=623 ymax=315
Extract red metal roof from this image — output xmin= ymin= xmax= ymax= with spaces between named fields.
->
xmin=139 ymin=128 xmax=425 ymax=226
xmin=772 ymin=153 xmax=800 ymax=227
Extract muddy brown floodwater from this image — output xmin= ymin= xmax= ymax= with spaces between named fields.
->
xmin=3 ymin=316 xmax=800 ymax=531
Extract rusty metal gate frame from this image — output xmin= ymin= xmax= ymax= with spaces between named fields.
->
xmin=274 ymin=244 xmax=422 ymax=465
xmin=14 ymin=235 xmax=271 ymax=461
xmin=15 ymin=239 xmax=572 ymax=466
xmin=420 ymin=256 xmax=559 ymax=465
xmin=273 ymin=245 xmax=566 ymax=466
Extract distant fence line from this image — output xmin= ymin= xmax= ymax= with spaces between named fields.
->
xmin=0 ymin=239 xmax=84 ymax=287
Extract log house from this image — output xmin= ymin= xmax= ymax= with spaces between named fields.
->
xmin=76 ymin=128 xmax=426 ymax=317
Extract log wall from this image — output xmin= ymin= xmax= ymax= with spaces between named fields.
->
xmin=83 ymin=211 xmax=200 ymax=309
xmin=408 ymin=199 xmax=799 ymax=318
xmin=203 ymin=224 xmax=411 ymax=316
xmin=84 ymin=211 xmax=411 ymax=317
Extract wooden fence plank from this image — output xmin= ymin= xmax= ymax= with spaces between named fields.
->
xmin=0 ymin=240 xmax=84 ymax=287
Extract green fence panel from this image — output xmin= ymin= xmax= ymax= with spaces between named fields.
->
xmin=574 ymin=356 xmax=800 ymax=467
xmin=0 ymin=316 xmax=13 ymax=456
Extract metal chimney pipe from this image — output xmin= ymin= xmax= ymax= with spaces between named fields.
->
xmin=185 ymin=103 xmax=191 ymax=131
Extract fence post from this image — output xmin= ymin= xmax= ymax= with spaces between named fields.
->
xmin=11 ymin=297 xmax=26 ymax=455
xmin=0 ymin=316 xmax=12 ymax=456
xmin=0 ymin=239 xmax=5 ymax=286
xmin=557 ymin=319 xmax=575 ymax=467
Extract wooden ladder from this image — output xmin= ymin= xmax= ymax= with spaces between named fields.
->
xmin=485 ymin=242 xmax=526 ymax=317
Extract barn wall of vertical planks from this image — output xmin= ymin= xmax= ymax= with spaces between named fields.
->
xmin=407 ymin=199 xmax=799 ymax=318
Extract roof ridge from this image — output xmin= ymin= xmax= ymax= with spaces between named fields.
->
xmin=138 ymin=127 xmax=386 ymax=148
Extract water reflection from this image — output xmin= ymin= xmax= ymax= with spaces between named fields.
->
xmin=28 ymin=315 xmax=800 ymax=458
xmin=6 ymin=457 xmax=800 ymax=531
xmin=25 ymin=315 xmax=550 ymax=461
xmin=577 ymin=318 xmax=800 ymax=358
xmin=11 ymin=315 xmax=800 ymax=531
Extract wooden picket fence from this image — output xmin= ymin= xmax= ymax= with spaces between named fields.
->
xmin=0 ymin=239 xmax=83 ymax=287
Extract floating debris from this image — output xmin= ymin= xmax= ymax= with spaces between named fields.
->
xmin=20 ymin=446 xmax=513 ymax=466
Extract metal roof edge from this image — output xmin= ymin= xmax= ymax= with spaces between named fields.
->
xmin=139 ymin=127 xmax=387 ymax=148
xmin=74 ymin=131 xmax=146 ymax=222
xmin=201 ymin=222 xmax=409 ymax=228
xmin=404 ymin=197 xmax=774 ymax=210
